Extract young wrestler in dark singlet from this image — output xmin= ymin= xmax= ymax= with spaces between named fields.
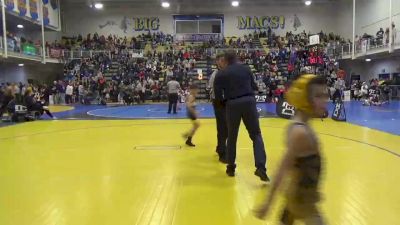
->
xmin=183 ymin=84 xmax=200 ymax=147
xmin=254 ymin=75 xmax=329 ymax=225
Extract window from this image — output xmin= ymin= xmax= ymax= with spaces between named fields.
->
xmin=175 ymin=20 xmax=222 ymax=34
xmin=176 ymin=21 xmax=198 ymax=34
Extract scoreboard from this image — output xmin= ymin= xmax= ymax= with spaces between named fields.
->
xmin=307 ymin=44 xmax=324 ymax=66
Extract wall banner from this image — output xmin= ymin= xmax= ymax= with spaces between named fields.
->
xmin=175 ymin=33 xmax=220 ymax=42
xmin=30 ymin=0 xmax=39 ymax=20
xmin=5 ymin=0 xmax=15 ymax=11
xmin=17 ymin=0 xmax=27 ymax=16
xmin=43 ymin=5 xmax=50 ymax=25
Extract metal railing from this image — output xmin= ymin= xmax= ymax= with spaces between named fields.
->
xmin=358 ymin=37 xmax=390 ymax=53
xmin=326 ymin=43 xmax=352 ymax=58
xmin=208 ymin=48 xmax=264 ymax=55
xmin=2 ymin=32 xmax=400 ymax=62
xmin=5 ymin=38 xmax=43 ymax=58
xmin=324 ymin=31 xmax=400 ymax=58
xmin=388 ymin=85 xmax=400 ymax=100
xmin=45 ymin=49 xmax=145 ymax=60
xmin=392 ymin=31 xmax=400 ymax=47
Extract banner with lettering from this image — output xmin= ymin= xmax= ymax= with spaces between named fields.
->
xmin=132 ymin=17 xmax=160 ymax=31
xmin=43 ymin=5 xmax=50 ymax=25
xmin=49 ymin=48 xmax=62 ymax=58
xmin=276 ymin=98 xmax=295 ymax=119
xmin=5 ymin=0 xmax=15 ymax=11
xmin=30 ymin=0 xmax=39 ymax=20
xmin=175 ymin=34 xmax=220 ymax=42
xmin=237 ymin=16 xmax=285 ymax=30
xmin=255 ymin=95 xmax=267 ymax=103
xmin=332 ymin=102 xmax=346 ymax=121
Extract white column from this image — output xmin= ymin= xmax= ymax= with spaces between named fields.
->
xmin=40 ymin=0 xmax=46 ymax=63
xmin=389 ymin=0 xmax=393 ymax=52
xmin=1 ymin=0 xmax=8 ymax=58
xmin=57 ymin=0 xmax=62 ymax=32
xmin=352 ymin=0 xmax=356 ymax=59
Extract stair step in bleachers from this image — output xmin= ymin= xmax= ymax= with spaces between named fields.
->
xmin=188 ymin=60 xmax=211 ymax=99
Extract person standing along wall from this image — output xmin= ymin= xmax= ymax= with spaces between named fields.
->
xmin=65 ymin=82 xmax=74 ymax=104
xmin=166 ymin=76 xmax=181 ymax=114
xmin=208 ymin=53 xmax=228 ymax=163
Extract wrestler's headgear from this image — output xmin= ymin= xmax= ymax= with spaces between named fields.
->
xmin=286 ymin=74 xmax=318 ymax=116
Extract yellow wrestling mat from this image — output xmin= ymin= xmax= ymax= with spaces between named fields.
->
xmin=48 ymin=105 xmax=75 ymax=113
xmin=0 ymin=118 xmax=399 ymax=225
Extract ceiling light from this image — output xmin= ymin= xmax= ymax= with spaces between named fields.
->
xmin=17 ymin=24 xmax=24 ymax=29
xmin=365 ymin=58 xmax=371 ymax=62
xmin=18 ymin=64 xmax=24 ymax=67
xmin=305 ymin=0 xmax=312 ymax=6
xmin=94 ymin=3 xmax=103 ymax=9
xmin=231 ymin=1 xmax=239 ymax=7
xmin=161 ymin=2 xmax=170 ymax=8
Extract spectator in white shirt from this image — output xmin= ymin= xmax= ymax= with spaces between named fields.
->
xmin=332 ymin=78 xmax=345 ymax=104
xmin=78 ymin=83 xmax=84 ymax=103
xmin=65 ymin=82 xmax=74 ymax=104
xmin=166 ymin=67 xmax=174 ymax=77
xmin=166 ymin=76 xmax=181 ymax=114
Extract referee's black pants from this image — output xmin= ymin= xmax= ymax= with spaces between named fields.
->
xmin=226 ymin=96 xmax=267 ymax=171
xmin=168 ymin=93 xmax=178 ymax=113
xmin=332 ymin=89 xmax=341 ymax=104
xmin=212 ymin=99 xmax=228 ymax=157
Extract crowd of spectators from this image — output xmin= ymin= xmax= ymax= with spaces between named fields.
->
xmin=2 ymin=27 xmax=397 ymax=114
xmin=2 ymin=31 xmax=41 ymax=55
xmin=47 ymin=31 xmax=174 ymax=52
xmin=0 ymin=82 xmax=56 ymax=120
xmin=1 ymin=30 xmax=348 ymax=108
xmin=350 ymin=78 xmax=391 ymax=106
xmin=60 ymin=45 xmax=205 ymax=105
xmin=355 ymin=22 xmax=397 ymax=51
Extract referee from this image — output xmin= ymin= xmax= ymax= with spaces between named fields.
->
xmin=208 ymin=54 xmax=228 ymax=163
xmin=166 ymin=76 xmax=181 ymax=114
xmin=215 ymin=51 xmax=269 ymax=182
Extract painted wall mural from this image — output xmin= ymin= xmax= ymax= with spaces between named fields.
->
xmin=99 ymin=21 xmax=117 ymax=29
xmin=99 ymin=17 xmax=160 ymax=33
xmin=237 ymin=16 xmax=285 ymax=30
xmin=293 ymin=14 xmax=302 ymax=31
xmin=132 ymin=17 xmax=160 ymax=31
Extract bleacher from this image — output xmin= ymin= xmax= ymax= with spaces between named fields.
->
xmin=190 ymin=59 xmax=212 ymax=99
xmin=103 ymin=61 xmax=120 ymax=82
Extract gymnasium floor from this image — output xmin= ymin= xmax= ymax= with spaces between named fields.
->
xmin=0 ymin=101 xmax=399 ymax=225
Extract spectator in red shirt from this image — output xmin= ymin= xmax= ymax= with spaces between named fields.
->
xmin=183 ymin=51 xmax=190 ymax=59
